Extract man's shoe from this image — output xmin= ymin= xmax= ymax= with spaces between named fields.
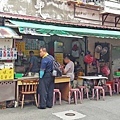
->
xmin=38 ymin=106 xmax=46 ymax=109
xmin=46 ymin=106 xmax=52 ymax=108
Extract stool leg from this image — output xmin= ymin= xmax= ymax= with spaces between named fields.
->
xmin=74 ymin=91 xmax=77 ymax=105
xmin=86 ymin=88 xmax=89 ymax=99
xmin=108 ymin=85 xmax=112 ymax=96
xmin=59 ymin=92 xmax=61 ymax=105
xmin=102 ymin=88 xmax=105 ymax=100
xmin=68 ymin=91 xmax=71 ymax=104
xmin=96 ymin=89 xmax=99 ymax=101
xmin=92 ymin=89 xmax=95 ymax=99
xmin=81 ymin=88 xmax=84 ymax=100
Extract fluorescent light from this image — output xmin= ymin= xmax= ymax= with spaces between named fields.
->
xmin=31 ymin=33 xmax=50 ymax=36
xmin=56 ymin=34 xmax=83 ymax=38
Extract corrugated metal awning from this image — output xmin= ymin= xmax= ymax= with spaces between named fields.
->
xmin=9 ymin=20 xmax=120 ymax=39
xmin=0 ymin=26 xmax=22 ymax=39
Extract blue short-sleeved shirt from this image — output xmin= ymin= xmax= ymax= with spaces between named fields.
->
xmin=29 ymin=56 xmax=39 ymax=72
xmin=40 ymin=55 xmax=53 ymax=72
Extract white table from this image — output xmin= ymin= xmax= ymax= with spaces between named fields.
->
xmin=79 ymin=76 xmax=108 ymax=99
xmin=79 ymin=76 xmax=108 ymax=80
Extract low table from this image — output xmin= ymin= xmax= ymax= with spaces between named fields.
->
xmin=79 ymin=76 xmax=108 ymax=80
xmin=79 ymin=76 xmax=108 ymax=86
xmin=78 ymin=76 xmax=108 ymax=98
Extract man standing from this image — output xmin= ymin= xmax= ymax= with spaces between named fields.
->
xmin=38 ymin=47 xmax=55 ymax=109
xmin=28 ymin=51 xmax=39 ymax=73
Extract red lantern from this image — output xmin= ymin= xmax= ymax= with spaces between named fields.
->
xmin=84 ymin=54 xmax=94 ymax=64
xmin=101 ymin=65 xmax=110 ymax=76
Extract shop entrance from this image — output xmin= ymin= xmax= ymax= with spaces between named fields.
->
xmin=112 ymin=46 xmax=120 ymax=77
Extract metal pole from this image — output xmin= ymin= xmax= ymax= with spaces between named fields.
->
xmin=84 ymin=36 xmax=88 ymax=75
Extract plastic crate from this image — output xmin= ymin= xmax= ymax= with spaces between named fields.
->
xmin=114 ymin=72 xmax=120 ymax=76
xmin=14 ymin=73 xmax=23 ymax=78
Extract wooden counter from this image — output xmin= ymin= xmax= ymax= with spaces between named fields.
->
xmin=16 ymin=75 xmax=70 ymax=104
xmin=54 ymin=76 xmax=70 ymax=101
xmin=16 ymin=75 xmax=70 ymax=85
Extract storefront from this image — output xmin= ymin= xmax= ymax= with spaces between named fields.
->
xmin=7 ymin=19 xmax=120 ymax=77
xmin=87 ymin=37 xmax=120 ymax=79
xmin=1 ymin=18 xmax=120 ymax=106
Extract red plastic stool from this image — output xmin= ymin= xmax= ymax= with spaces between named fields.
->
xmin=114 ymin=78 xmax=120 ymax=94
xmin=53 ymin=89 xmax=61 ymax=106
xmin=104 ymin=83 xmax=112 ymax=96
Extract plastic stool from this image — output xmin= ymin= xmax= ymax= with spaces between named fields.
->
xmin=92 ymin=86 xmax=105 ymax=101
xmin=68 ymin=88 xmax=82 ymax=104
xmin=78 ymin=86 xmax=89 ymax=100
xmin=53 ymin=89 xmax=61 ymax=106
xmin=105 ymin=84 xmax=112 ymax=96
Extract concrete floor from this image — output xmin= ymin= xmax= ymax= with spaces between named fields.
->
xmin=0 ymin=95 xmax=120 ymax=120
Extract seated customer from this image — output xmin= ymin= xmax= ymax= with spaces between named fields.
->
xmin=73 ymin=68 xmax=85 ymax=88
xmin=62 ymin=54 xmax=74 ymax=88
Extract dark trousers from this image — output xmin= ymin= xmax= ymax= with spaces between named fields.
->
xmin=38 ymin=72 xmax=55 ymax=108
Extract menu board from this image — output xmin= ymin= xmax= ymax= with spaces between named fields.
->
xmin=24 ymin=38 xmax=45 ymax=50
xmin=15 ymin=41 xmax=25 ymax=53
xmin=54 ymin=53 xmax=63 ymax=65
xmin=15 ymin=38 xmax=45 ymax=56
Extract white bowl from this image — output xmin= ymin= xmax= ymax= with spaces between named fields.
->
xmin=98 ymin=75 xmax=102 ymax=77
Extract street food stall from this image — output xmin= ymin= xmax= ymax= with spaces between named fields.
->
xmin=0 ymin=21 xmax=86 ymax=108
xmin=2 ymin=17 xmax=120 ymax=109
xmin=0 ymin=26 xmax=22 ymax=107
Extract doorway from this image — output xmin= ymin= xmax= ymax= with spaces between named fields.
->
xmin=112 ymin=46 xmax=120 ymax=77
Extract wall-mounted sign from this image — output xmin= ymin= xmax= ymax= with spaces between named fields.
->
xmin=54 ymin=41 xmax=63 ymax=53
xmin=15 ymin=41 xmax=25 ymax=53
xmin=54 ymin=53 xmax=63 ymax=65
xmin=102 ymin=1 xmax=120 ymax=15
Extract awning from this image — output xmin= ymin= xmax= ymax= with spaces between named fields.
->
xmin=9 ymin=20 xmax=120 ymax=39
xmin=0 ymin=26 xmax=22 ymax=39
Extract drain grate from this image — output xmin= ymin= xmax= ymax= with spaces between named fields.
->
xmin=65 ymin=113 xmax=75 ymax=116
xmin=53 ymin=110 xmax=86 ymax=119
